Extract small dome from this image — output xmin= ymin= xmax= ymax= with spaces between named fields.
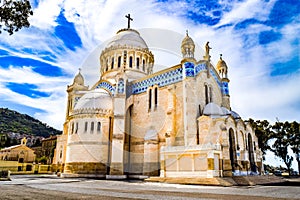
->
xmin=203 ymin=103 xmax=224 ymax=116
xmin=181 ymin=32 xmax=195 ymax=47
xmin=231 ymin=110 xmax=241 ymax=119
xmin=216 ymin=55 xmax=228 ymax=72
xmin=73 ymin=71 xmax=84 ymax=85
xmin=181 ymin=31 xmax=195 ymax=58
xmin=221 ymin=107 xmax=231 ymax=115
xmin=106 ymin=29 xmax=148 ymax=49
xmin=74 ymin=89 xmax=112 ymax=110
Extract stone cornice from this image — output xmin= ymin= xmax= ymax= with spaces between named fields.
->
xmin=100 ymin=45 xmax=153 ymax=57
xmin=71 ymin=108 xmax=113 ymax=116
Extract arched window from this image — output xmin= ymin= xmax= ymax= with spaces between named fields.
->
xmin=106 ymin=59 xmax=108 ymax=71
xmin=71 ymin=122 xmax=74 ymax=135
xmin=149 ymin=89 xmax=152 ymax=110
xmin=91 ymin=122 xmax=94 ymax=133
xmin=111 ymin=57 xmax=114 ymax=69
xmin=75 ymin=122 xmax=78 ymax=134
xmin=97 ymin=122 xmax=101 ymax=133
xmin=205 ymin=84 xmax=209 ymax=104
xmin=84 ymin=122 xmax=88 ymax=133
xmin=240 ymin=131 xmax=245 ymax=150
xmin=154 ymin=87 xmax=158 ymax=106
xmin=59 ymin=149 xmax=63 ymax=159
xmin=136 ymin=57 xmax=140 ymax=69
xmin=129 ymin=56 xmax=133 ymax=68
xmin=118 ymin=56 xmax=121 ymax=68
xmin=142 ymin=59 xmax=145 ymax=71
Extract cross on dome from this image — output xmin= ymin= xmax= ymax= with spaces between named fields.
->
xmin=125 ymin=14 xmax=133 ymax=29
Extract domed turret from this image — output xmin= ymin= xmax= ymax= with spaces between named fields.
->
xmin=66 ymin=70 xmax=89 ymax=120
xmin=216 ymin=54 xmax=228 ymax=78
xmin=73 ymin=69 xmax=84 ymax=85
xmin=181 ymin=30 xmax=195 ymax=59
xmin=217 ymin=54 xmax=231 ymax=110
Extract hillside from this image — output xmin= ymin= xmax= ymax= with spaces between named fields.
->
xmin=0 ymin=108 xmax=62 ymax=138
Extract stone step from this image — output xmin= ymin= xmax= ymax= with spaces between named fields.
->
xmin=146 ymin=177 xmax=235 ymax=186
xmin=232 ymin=175 xmax=286 ymax=186
xmin=247 ymin=175 xmax=286 ymax=185
xmin=146 ymin=176 xmax=287 ymax=186
xmin=232 ymin=176 xmax=254 ymax=186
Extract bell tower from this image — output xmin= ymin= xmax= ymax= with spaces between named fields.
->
xmin=65 ymin=69 xmax=88 ymax=120
xmin=181 ymin=31 xmax=198 ymax=146
xmin=216 ymin=54 xmax=230 ymax=109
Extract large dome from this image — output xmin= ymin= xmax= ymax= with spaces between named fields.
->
xmin=74 ymin=88 xmax=112 ymax=110
xmin=100 ymin=28 xmax=154 ymax=81
xmin=106 ymin=28 xmax=148 ymax=49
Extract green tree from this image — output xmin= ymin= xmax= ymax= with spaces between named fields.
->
xmin=32 ymin=138 xmax=41 ymax=147
xmin=272 ymin=121 xmax=293 ymax=175
xmin=37 ymin=156 xmax=47 ymax=164
xmin=4 ymin=135 xmax=11 ymax=147
xmin=0 ymin=0 xmax=33 ymax=35
xmin=289 ymin=121 xmax=300 ymax=174
xmin=248 ymin=118 xmax=274 ymax=159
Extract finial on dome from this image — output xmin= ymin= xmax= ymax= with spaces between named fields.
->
xmin=125 ymin=14 xmax=133 ymax=29
xmin=220 ymin=54 xmax=223 ymax=60
xmin=186 ymin=30 xmax=188 ymax=36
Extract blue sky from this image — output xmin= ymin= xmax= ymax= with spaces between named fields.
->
xmin=0 ymin=0 xmax=299 ymax=168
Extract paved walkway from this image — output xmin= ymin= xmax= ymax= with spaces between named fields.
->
xmin=0 ymin=175 xmax=299 ymax=199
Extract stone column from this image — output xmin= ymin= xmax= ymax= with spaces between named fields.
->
xmin=108 ymin=86 xmax=127 ymax=179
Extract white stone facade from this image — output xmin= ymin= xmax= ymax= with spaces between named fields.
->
xmin=53 ymin=26 xmax=263 ymax=178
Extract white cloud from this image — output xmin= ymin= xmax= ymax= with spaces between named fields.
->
xmin=0 ymin=66 xmax=69 ymax=129
xmin=0 ymin=83 xmax=66 ymax=130
xmin=29 ymin=0 xmax=62 ymax=30
xmin=218 ymin=0 xmax=276 ymax=26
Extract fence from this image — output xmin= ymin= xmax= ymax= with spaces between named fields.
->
xmin=0 ymin=161 xmax=52 ymax=174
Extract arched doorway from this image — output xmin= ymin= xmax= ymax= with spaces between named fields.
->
xmin=229 ymin=128 xmax=237 ymax=172
xmin=248 ymin=133 xmax=256 ymax=172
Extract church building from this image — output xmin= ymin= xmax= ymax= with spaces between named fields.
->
xmin=53 ymin=16 xmax=263 ymax=178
